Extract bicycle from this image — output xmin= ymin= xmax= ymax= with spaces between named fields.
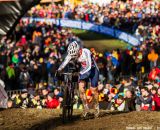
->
xmin=57 ymin=61 xmax=79 ymax=123
xmin=56 ymin=61 xmax=99 ymax=121
xmin=61 ymin=71 xmax=76 ymax=123
xmin=61 ymin=72 xmax=98 ymax=121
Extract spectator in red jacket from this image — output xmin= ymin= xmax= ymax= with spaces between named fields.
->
xmin=151 ymin=87 xmax=157 ymax=111
xmin=46 ymin=93 xmax=59 ymax=109
xmin=148 ymin=67 xmax=160 ymax=81
xmin=151 ymin=87 xmax=157 ymax=96
xmin=152 ymin=88 xmax=160 ymax=111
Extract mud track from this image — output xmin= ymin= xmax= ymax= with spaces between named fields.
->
xmin=0 ymin=109 xmax=160 ymax=130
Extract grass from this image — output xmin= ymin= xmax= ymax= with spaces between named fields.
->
xmin=72 ymin=29 xmax=130 ymax=52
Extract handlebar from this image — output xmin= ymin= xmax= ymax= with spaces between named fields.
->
xmin=62 ymin=72 xmax=73 ymax=75
xmin=61 ymin=72 xmax=79 ymax=76
xmin=54 ymin=71 xmax=79 ymax=78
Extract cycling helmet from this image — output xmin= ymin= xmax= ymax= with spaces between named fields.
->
xmin=67 ymin=41 xmax=80 ymax=56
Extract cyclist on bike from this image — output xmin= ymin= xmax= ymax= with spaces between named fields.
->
xmin=58 ymin=41 xmax=99 ymax=117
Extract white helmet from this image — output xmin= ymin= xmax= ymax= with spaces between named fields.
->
xmin=67 ymin=41 xmax=80 ymax=56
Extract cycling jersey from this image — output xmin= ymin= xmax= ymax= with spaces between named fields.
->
xmin=58 ymin=48 xmax=99 ymax=87
xmin=58 ymin=48 xmax=99 ymax=75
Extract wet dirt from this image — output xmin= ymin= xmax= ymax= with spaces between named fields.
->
xmin=0 ymin=109 xmax=160 ymax=130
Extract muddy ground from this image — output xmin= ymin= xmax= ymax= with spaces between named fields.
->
xmin=0 ymin=109 xmax=160 ymax=130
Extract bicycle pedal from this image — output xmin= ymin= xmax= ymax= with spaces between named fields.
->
xmin=82 ymin=112 xmax=94 ymax=119
xmin=94 ymin=110 xmax=100 ymax=118
xmin=83 ymin=114 xmax=94 ymax=120
xmin=94 ymin=112 xmax=100 ymax=118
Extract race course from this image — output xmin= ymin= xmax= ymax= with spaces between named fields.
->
xmin=0 ymin=109 xmax=160 ymax=130
xmin=72 ymin=29 xmax=129 ymax=51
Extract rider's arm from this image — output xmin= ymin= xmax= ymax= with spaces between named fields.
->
xmin=80 ymin=49 xmax=92 ymax=75
xmin=58 ymin=55 xmax=72 ymax=71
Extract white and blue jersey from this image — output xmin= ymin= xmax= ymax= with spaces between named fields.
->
xmin=58 ymin=48 xmax=99 ymax=87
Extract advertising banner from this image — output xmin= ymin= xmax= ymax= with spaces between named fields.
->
xmin=23 ymin=17 xmax=140 ymax=46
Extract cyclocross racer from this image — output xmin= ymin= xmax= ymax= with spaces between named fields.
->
xmin=58 ymin=41 xmax=99 ymax=117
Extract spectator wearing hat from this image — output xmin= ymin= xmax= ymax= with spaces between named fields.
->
xmin=20 ymin=89 xmax=29 ymax=109
xmin=28 ymin=92 xmax=42 ymax=109
xmin=109 ymin=95 xmax=126 ymax=111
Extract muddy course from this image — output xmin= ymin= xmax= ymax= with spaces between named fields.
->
xmin=0 ymin=109 xmax=160 ymax=130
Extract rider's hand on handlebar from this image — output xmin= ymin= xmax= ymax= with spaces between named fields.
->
xmin=57 ymin=68 xmax=62 ymax=73
xmin=54 ymin=70 xmax=59 ymax=78
xmin=55 ymin=69 xmax=62 ymax=77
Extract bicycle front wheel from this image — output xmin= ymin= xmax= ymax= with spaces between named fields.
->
xmin=62 ymin=85 xmax=69 ymax=123
xmin=68 ymin=86 xmax=75 ymax=120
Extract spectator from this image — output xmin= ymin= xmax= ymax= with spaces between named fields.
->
xmin=109 ymin=95 xmax=126 ymax=111
xmin=124 ymin=90 xmax=136 ymax=112
xmin=98 ymin=84 xmax=109 ymax=110
xmin=46 ymin=92 xmax=59 ymax=109
xmin=136 ymin=87 xmax=153 ymax=111
xmin=19 ymin=67 xmax=30 ymax=89
xmin=20 ymin=89 xmax=29 ymax=109
xmin=148 ymin=49 xmax=159 ymax=69
xmin=29 ymin=92 xmax=42 ymax=109
xmin=41 ymin=87 xmax=49 ymax=98
xmin=152 ymin=87 xmax=160 ymax=111
xmin=148 ymin=67 xmax=160 ymax=81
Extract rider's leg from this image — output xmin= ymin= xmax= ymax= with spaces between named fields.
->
xmin=90 ymin=86 xmax=99 ymax=117
xmin=90 ymin=86 xmax=99 ymax=106
xmin=90 ymin=67 xmax=99 ymax=104
xmin=90 ymin=68 xmax=100 ymax=117
xmin=79 ymin=81 xmax=88 ymax=109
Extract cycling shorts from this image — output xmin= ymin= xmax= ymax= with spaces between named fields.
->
xmin=79 ymin=67 xmax=99 ymax=88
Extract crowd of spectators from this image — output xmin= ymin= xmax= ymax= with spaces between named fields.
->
xmin=27 ymin=1 xmax=159 ymax=32
xmin=85 ymin=45 xmax=160 ymax=111
xmin=7 ymin=87 xmax=62 ymax=109
xmin=0 ymin=1 xmax=159 ymax=111
xmin=95 ymin=72 xmax=160 ymax=111
xmin=26 ymin=1 xmax=160 ymax=52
